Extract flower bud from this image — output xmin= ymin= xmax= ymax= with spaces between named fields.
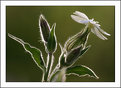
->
xmin=39 ymin=14 xmax=50 ymax=42
xmin=65 ymin=45 xmax=83 ymax=66
xmin=64 ymin=27 xmax=90 ymax=52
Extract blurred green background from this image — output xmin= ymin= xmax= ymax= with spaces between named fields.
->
xmin=6 ymin=6 xmax=115 ymax=82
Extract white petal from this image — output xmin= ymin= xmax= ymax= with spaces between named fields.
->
xmin=99 ymin=28 xmax=111 ymax=36
xmin=79 ymin=20 xmax=89 ymax=24
xmin=71 ymin=15 xmax=88 ymax=24
xmin=95 ymin=24 xmax=100 ymax=26
xmin=94 ymin=24 xmax=111 ymax=36
xmin=74 ymin=11 xmax=89 ymax=20
xmin=91 ymin=27 xmax=108 ymax=40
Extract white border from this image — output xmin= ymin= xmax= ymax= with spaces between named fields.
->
xmin=1 ymin=1 xmax=120 ymax=87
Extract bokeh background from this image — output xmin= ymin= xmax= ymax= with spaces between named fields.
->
xmin=6 ymin=6 xmax=115 ymax=82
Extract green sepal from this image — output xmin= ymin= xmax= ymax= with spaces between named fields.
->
xmin=66 ymin=65 xmax=99 ymax=79
xmin=8 ymin=33 xmax=46 ymax=71
xmin=46 ymin=23 xmax=57 ymax=53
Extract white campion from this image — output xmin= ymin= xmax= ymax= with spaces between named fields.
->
xmin=71 ymin=11 xmax=110 ymax=40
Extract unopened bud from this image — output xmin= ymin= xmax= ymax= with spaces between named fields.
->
xmin=64 ymin=27 xmax=90 ymax=52
xmin=39 ymin=14 xmax=50 ymax=42
xmin=65 ymin=45 xmax=83 ymax=66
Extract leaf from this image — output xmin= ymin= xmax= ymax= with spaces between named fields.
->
xmin=58 ymin=43 xmax=66 ymax=68
xmin=78 ymin=45 xmax=91 ymax=57
xmin=66 ymin=65 xmax=99 ymax=79
xmin=47 ymin=23 xmax=57 ymax=53
xmin=8 ymin=33 xmax=46 ymax=71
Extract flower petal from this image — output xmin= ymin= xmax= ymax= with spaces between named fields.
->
xmin=74 ymin=11 xmax=89 ymax=20
xmin=99 ymin=28 xmax=111 ymax=36
xmin=91 ymin=27 xmax=108 ymax=40
xmin=71 ymin=15 xmax=89 ymax=24
xmin=94 ymin=24 xmax=111 ymax=36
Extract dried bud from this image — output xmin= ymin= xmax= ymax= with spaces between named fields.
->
xmin=39 ymin=14 xmax=50 ymax=42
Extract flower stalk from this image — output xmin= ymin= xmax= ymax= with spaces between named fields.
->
xmin=44 ymin=53 xmax=53 ymax=82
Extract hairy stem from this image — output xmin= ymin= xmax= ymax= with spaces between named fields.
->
xmin=44 ymin=53 xmax=53 ymax=82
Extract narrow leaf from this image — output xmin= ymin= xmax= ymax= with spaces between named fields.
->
xmin=47 ymin=23 xmax=57 ymax=53
xmin=78 ymin=45 xmax=91 ymax=57
xmin=59 ymin=43 xmax=66 ymax=68
xmin=8 ymin=33 xmax=46 ymax=71
xmin=66 ymin=65 xmax=99 ymax=79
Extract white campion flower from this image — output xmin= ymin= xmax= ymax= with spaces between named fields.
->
xmin=71 ymin=11 xmax=111 ymax=40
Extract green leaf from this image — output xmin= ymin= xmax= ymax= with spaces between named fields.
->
xmin=59 ymin=53 xmax=66 ymax=67
xmin=8 ymin=33 xmax=46 ymax=71
xmin=66 ymin=65 xmax=99 ymax=79
xmin=78 ymin=45 xmax=91 ymax=57
xmin=47 ymin=23 xmax=57 ymax=53
xmin=58 ymin=44 xmax=66 ymax=68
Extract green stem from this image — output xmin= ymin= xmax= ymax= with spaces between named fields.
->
xmin=42 ymin=72 xmax=45 ymax=82
xmin=48 ymin=64 xmax=59 ymax=81
xmin=44 ymin=53 xmax=53 ymax=82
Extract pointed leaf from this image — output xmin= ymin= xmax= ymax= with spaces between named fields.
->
xmin=66 ymin=65 xmax=99 ymax=79
xmin=58 ymin=43 xmax=66 ymax=68
xmin=78 ymin=45 xmax=91 ymax=57
xmin=47 ymin=23 xmax=57 ymax=53
xmin=8 ymin=33 xmax=46 ymax=71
